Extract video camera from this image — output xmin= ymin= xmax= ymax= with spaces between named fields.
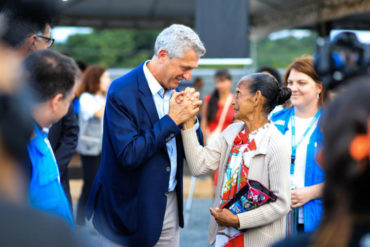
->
xmin=314 ymin=31 xmax=370 ymax=90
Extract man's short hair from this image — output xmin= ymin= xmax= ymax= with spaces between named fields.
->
xmin=23 ymin=50 xmax=79 ymax=103
xmin=153 ymin=24 xmax=206 ymax=59
xmin=0 ymin=0 xmax=59 ymax=48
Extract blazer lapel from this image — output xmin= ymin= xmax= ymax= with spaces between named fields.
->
xmin=136 ymin=63 xmax=159 ymax=125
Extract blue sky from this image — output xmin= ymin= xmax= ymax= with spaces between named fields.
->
xmin=52 ymin=27 xmax=93 ymax=43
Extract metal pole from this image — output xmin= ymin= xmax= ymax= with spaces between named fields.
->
xmin=184 ymin=176 xmax=197 ymax=225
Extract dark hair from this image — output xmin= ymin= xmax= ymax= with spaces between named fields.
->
xmin=193 ymin=77 xmax=203 ymax=83
xmin=207 ymin=69 xmax=232 ymax=122
xmin=256 ymin=66 xmax=282 ymax=87
xmin=23 ymin=50 xmax=79 ymax=102
xmin=0 ymin=0 xmax=59 ymax=48
xmin=284 ymin=55 xmax=327 ymax=108
xmin=314 ymin=77 xmax=370 ymax=247
xmin=242 ymin=73 xmax=291 ymax=114
xmin=75 ymin=66 xmax=107 ymax=97
xmin=76 ymin=60 xmax=88 ymax=73
xmin=215 ymin=69 xmax=232 ymax=81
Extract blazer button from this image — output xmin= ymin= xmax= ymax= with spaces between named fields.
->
xmin=166 ymin=166 xmax=170 ymax=172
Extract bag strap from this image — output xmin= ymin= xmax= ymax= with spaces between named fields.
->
xmin=212 ymin=94 xmax=233 ymax=134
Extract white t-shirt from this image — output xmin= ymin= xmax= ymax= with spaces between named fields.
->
xmin=286 ymin=115 xmax=318 ymax=223
xmin=77 ymin=92 xmax=106 ymax=155
xmin=79 ymin=93 xmax=106 ymax=121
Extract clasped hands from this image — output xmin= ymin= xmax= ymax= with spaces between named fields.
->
xmin=168 ymin=87 xmax=202 ymax=128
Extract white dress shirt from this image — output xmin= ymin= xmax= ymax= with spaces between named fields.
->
xmin=143 ymin=61 xmax=178 ymax=192
xmin=143 ymin=61 xmax=200 ymax=192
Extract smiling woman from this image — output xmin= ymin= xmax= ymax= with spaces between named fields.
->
xmin=270 ymin=55 xmax=328 ymax=235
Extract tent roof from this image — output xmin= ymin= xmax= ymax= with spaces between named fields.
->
xmin=59 ymin=0 xmax=370 ymax=39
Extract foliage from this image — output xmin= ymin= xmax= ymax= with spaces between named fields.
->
xmin=53 ymin=29 xmax=160 ymax=68
xmin=256 ymin=31 xmax=317 ymax=68
xmin=53 ymin=28 xmax=317 ymax=69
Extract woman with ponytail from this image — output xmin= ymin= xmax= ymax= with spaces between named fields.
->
xmin=181 ymin=73 xmax=292 ymax=247
xmin=201 ymin=69 xmax=235 ymax=144
xmin=201 ymin=69 xmax=235 ymax=190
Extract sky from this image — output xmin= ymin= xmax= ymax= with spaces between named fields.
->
xmin=270 ymin=29 xmax=370 ymax=43
xmin=331 ymin=29 xmax=370 ymax=43
xmin=269 ymin=29 xmax=311 ymax=40
xmin=52 ymin=26 xmax=93 ymax=43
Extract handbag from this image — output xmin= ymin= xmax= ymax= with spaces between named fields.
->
xmin=222 ymin=179 xmax=277 ymax=214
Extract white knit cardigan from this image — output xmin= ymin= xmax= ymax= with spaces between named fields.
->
xmin=181 ymin=122 xmax=291 ymax=247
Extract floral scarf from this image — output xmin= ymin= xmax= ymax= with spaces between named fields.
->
xmin=216 ymin=127 xmax=257 ymax=247
xmin=220 ymin=128 xmax=257 ymax=208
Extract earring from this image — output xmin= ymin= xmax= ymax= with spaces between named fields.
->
xmin=317 ymin=93 xmax=320 ymax=99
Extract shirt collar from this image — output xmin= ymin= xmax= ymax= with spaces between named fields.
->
xmin=32 ymin=121 xmax=49 ymax=139
xmin=42 ymin=127 xmax=50 ymax=136
xmin=143 ymin=61 xmax=164 ymax=96
xmin=248 ymin=122 xmax=271 ymax=142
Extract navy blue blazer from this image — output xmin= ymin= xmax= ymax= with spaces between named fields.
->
xmin=86 ymin=63 xmax=203 ymax=247
xmin=49 ymin=104 xmax=79 ymax=207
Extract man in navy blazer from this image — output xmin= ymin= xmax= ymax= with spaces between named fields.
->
xmin=86 ymin=24 xmax=206 ymax=247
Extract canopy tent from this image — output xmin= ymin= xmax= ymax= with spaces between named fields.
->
xmin=59 ymin=0 xmax=370 ymax=40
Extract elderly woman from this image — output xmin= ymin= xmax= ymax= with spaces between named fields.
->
xmin=181 ymin=73 xmax=292 ymax=247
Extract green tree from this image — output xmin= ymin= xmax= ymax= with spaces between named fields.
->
xmin=53 ymin=29 xmax=160 ymax=68
xmin=256 ymin=31 xmax=317 ymax=68
xmin=53 ymin=28 xmax=317 ymax=70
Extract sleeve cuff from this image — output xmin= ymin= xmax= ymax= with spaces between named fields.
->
xmin=162 ymin=115 xmax=181 ymax=142
xmin=194 ymin=116 xmax=200 ymax=130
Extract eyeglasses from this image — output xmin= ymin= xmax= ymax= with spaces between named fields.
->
xmin=37 ymin=35 xmax=55 ymax=48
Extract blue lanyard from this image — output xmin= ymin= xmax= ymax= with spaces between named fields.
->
xmin=290 ymin=108 xmax=321 ymax=174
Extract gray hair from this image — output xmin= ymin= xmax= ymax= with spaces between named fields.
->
xmin=153 ymin=24 xmax=206 ymax=59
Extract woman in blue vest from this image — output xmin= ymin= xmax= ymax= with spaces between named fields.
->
xmin=271 ymin=56 xmax=327 ymax=233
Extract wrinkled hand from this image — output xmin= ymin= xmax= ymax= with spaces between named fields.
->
xmin=291 ymin=187 xmax=313 ymax=208
xmin=176 ymin=87 xmax=201 ymax=105
xmin=209 ymin=207 xmax=239 ymax=228
xmin=169 ymin=89 xmax=202 ymax=125
xmin=169 ymin=87 xmax=202 ymax=126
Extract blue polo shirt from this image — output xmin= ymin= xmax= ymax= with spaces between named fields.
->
xmin=27 ymin=123 xmax=74 ymax=227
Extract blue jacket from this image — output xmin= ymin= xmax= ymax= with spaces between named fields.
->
xmin=27 ymin=123 xmax=74 ymax=226
xmin=86 ymin=63 xmax=203 ymax=247
xmin=271 ymin=108 xmax=324 ymax=232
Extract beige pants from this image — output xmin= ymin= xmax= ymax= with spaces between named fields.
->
xmin=97 ymin=191 xmax=179 ymax=247
xmin=154 ymin=190 xmax=180 ymax=247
